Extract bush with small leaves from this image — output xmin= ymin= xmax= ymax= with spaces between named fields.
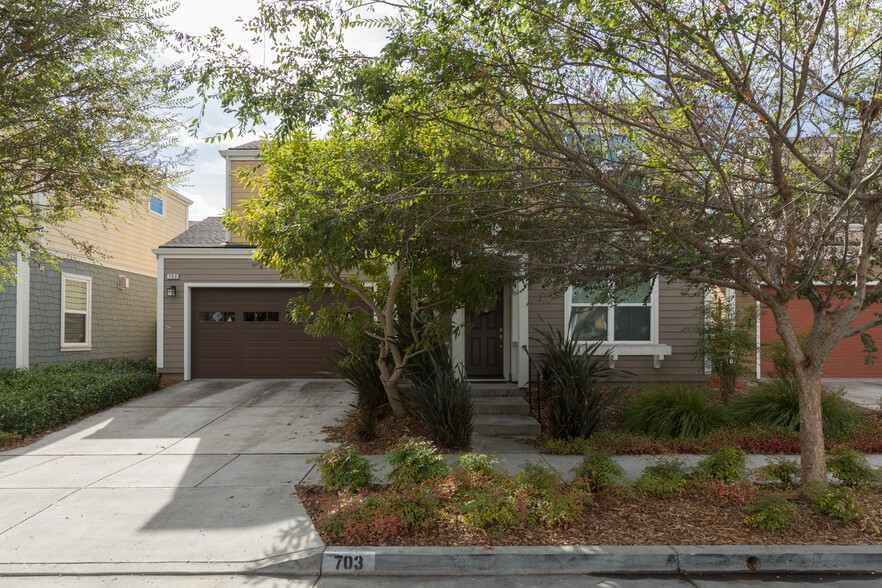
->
xmin=635 ymin=457 xmax=690 ymax=497
xmin=516 ymin=461 xmax=563 ymax=492
xmin=455 ymin=452 xmax=501 ymax=477
xmin=693 ymin=448 xmax=748 ymax=482
xmin=572 ymin=451 xmax=625 ymax=492
xmin=827 ymin=448 xmax=880 ymax=487
xmin=386 ymin=437 xmax=449 ymax=486
xmin=755 ymin=457 xmax=801 ymax=486
xmin=743 ymin=492 xmax=803 ymax=531
xmin=308 ymin=445 xmax=375 ymax=492
xmin=802 ymin=481 xmax=876 ymax=529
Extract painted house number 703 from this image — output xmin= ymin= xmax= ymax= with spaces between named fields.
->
xmin=334 ymin=554 xmax=363 ymax=570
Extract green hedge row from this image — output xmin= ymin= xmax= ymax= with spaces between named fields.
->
xmin=0 ymin=358 xmax=160 ymax=436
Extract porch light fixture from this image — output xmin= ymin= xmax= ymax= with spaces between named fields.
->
xmin=166 ymin=286 xmax=176 ymax=297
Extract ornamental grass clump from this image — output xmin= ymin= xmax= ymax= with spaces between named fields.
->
xmin=621 ymin=383 xmax=728 ymax=438
xmin=308 ymin=445 xmax=375 ymax=492
xmin=729 ymin=378 xmax=863 ymax=438
xmin=537 ymin=327 xmax=629 ymax=438
xmin=330 ymin=345 xmax=386 ymax=413
xmin=405 ymin=347 xmax=474 ymax=449
xmin=386 ymin=436 xmax=449 ymax=486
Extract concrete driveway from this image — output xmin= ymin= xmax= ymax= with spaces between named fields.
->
xmin=824 ymin=378 xmax=882 ymax=409
xmin=0 ymin=379 xmax=355 ymax=578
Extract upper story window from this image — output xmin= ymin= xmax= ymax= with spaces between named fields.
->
xmin=568 ymin=280 xmax=656 ymax=344
xmin=149 ymin=194 xmax=165 ymax=217
xmin=61 ymin=274 xmax=91 ymax=349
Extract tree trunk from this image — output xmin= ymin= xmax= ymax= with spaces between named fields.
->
xmin=377 ymin=346 xmax=407 ymax=418
xmin=793 ymin=367 xmax=827 ymax=483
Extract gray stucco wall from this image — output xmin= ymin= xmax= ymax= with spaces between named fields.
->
xmin=0 ymin=277 xmax=16 ymax=370
xmin=29 ymin=259 xmax=156 ymax=366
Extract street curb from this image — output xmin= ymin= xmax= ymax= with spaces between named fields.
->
xmin=319 ymin=545 xmax=882 ymax=576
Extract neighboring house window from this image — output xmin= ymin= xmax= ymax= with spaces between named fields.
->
xmin=61 ymin=274 xmax=91 ymax=349
xmin=568 ymin=280 xmax=655 ymax=343
xmin=149 ymin=194 xmax=164 ymax=216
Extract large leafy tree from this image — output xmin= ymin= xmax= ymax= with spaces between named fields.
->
xmin=1 ymin=0 xmax=188 ymax=282
xmin=225 ymin=112 xmax=517 ymax=416
xmin=188 ymin=0 xmax=882 ymax=482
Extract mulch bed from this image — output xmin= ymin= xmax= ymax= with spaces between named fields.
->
xmin=297 ymin=485 xmax=882 ymax=546
xmin=322 ymin=406 xmax=468 ymax=454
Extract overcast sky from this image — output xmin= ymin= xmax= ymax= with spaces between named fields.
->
xmin=162 ymin=1 xmax=391 ymax=220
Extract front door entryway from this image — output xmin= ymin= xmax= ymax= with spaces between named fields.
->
xmin=465 ymin=293 xmax=504 ymax=378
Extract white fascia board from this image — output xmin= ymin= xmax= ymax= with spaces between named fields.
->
xmin=153 ymin=247 xmax=255 ymax=258
xmin=162 ymin=187 xmax=194 ymax=206
xmin=218 ymin=150 xmax=262 ymax=158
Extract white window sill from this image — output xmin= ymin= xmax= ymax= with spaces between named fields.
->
xmin=61 ymin=346 xmax=92 ymax=352
xmin=576 ymin=342 xmax=673 ymax=368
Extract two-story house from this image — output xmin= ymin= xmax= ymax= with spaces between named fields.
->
xmin=0 ymin=189 xmax=192 ymax=369
xmin=155 ymin=142 xmax=708 ymax=383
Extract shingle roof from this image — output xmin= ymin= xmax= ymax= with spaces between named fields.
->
xmin=229 ymin=140 xmax=263 ymax=150
xmin=159 ymin=217 xmax=241 ymax=248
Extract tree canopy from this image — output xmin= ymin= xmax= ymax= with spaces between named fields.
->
xmin=189 ymin=0 xmax=882 ymax=481
xmin=1 ymin=0 xmax=189 ymax=282
xmin=225 ymin=112 xmax=519 ymax=415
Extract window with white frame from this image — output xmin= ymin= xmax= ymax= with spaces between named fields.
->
xmin=148 ymin=194 xmax=165 ymax=216
xmin=61 ymin=274 xmax=91 ymax=348
xmin=568 ymin=280 xmax=655 ymax=343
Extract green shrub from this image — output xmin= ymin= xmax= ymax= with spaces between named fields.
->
xmin=729 ymin=378 xmax=863 ymax=438
xmin=331 ymin=346 xmax=386 ymax=413
xmin=308 ymin=445 xmax=375 ymax=492
xmin=693 ymin=448 xmax=748 ymax=482
xmin=457 ymin=481 xmax=524 ymax=534
xmin=827 ymin=448 xmax=880 ymax=487
xmin=532 ymin=486 xmax=591 ymax=528
xmin=755 ymin=457 xmax=801 ymax=486
xmin=455 ymin=452 xmax=501 ymax=477
xmin=621 ymin=383 xmax=728 ymax=438
xmin=543 ymin=437 xmax=592 ymax=454
xmin=0 ymin=358 xmax=160 ymax=436
xmin=635 ymin=457 xmax=690 ymax=497
xmin=743 ymin=492 xmax=803 ymax=530
xmin=764 ymin=334 xmax=809 ymax=379
xmin=405 ymin=348 xmax=474 ymax=449
xmin=516 ymin=461 xmax=563 ymax=491
xmin=572 ymin=451 xmax=625 ymax=492
xmin=321 ymin=492 xmax=407 ymax=542
xmin=802 ymin=482 xmax=871 ymax=525
xmin=689 ymin=297 xmax=756 ymax=403
xmin=536 ymin=327 xmax=629 ymax=438
xmin=386 ymin=437 xmax=449 ymax=486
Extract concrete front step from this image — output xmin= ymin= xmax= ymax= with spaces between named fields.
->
xmin=473 ymin=396 xmax=530 ymax=415
xmin=474 ymin=414 xmax=541 ymax=437
xmin=468 ymin=382 xmax=525 ymax=398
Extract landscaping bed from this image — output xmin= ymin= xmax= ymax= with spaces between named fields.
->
xmin=0 ymin=358 xmax=160 ymax=447
xmin=300 ymin=439 xmax=882 ymax=547
xmin=299 ymin=485 xmax=882 ymax=546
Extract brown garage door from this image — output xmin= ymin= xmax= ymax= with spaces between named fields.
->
xmin=191 ymin=288 xmax=343 ymax=378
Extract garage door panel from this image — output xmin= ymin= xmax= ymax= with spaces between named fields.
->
xmin=759 ymin=293 xmax=882 ymax=378
xmin=192 ymin=288 xmax=347 ymax=378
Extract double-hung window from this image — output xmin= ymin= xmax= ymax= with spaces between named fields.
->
xmin=61 ymin=274 xmax=92 ymax=349
xmin=568 ymin=280 xmax=654 ymax=343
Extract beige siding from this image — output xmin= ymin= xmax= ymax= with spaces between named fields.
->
xmin=228 ymin=159 xmax=263 ymax=245
xmin=46 ymin=189 xmax=189 ymax=277
xmin=526 ymin=280 xmax=707 ymax=383
xmin=160 ymin=255 xmax=292 ymax=377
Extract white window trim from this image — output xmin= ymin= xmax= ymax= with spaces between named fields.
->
xmin=148 ymin=194 xmax=166 ymax=218
xmin=564 ymin=280 xmax=671 ymax=368
xmin=61 ymin=273 xmax=92 ymax=351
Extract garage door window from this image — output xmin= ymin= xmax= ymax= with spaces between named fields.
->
xmin=199 ymin=311 xmax=235 ymax=322
xmin=244 ymin=311 xmax=279 ymax=322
